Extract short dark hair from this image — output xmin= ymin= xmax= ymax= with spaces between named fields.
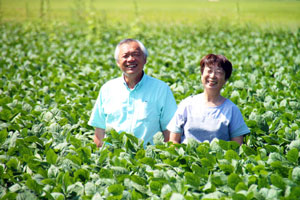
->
xmin=200 ymin=54 xmax=232 ymax=80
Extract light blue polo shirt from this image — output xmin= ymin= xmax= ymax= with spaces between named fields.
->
xmin=167 ymin=94 xmax=250 ymax=144
xmin=88 ymin=72 xmax=177 ymax=145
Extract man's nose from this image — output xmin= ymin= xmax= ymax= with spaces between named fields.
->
xmin=128 ymin=55 xmax=135 ymax=61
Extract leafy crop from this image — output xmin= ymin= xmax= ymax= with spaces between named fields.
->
xmin=0 ymin=21 xmax=300 ymax=199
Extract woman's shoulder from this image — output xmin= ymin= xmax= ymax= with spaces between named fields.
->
xmin=222 ymin=98 xmax=242 ymax=112
xmin=178 ymin=94 xmax=202 ymax=108
xmin=183 ymin=94 xmax=202 ymax=102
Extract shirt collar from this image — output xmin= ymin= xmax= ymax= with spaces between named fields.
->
xmin=122 ymin=71 xmax=147 ymax=91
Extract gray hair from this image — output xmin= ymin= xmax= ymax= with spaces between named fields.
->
xmin=114 ymin=39 xmax=148 ymax=62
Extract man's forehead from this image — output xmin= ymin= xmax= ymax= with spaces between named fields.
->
xmin=119 ymin=42 xmax=141 ymax=52
xmin=120 ymin=41 xmax=139 ymax=48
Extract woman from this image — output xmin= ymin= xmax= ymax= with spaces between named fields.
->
xmin=167 ymin=54 xmax=249 ymax=145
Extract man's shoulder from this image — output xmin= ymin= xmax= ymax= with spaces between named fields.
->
xmin=101 ymin=76 xmax=123 ymax=88
xmin=144 ymin=74 xmax=169 ymax=87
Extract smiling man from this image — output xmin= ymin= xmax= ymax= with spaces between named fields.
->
xmin=88 ymin=39 xmax=177 ymax=147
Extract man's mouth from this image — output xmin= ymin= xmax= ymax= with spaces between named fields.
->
xmin=126 ymin=64 xmax=137 ymax=68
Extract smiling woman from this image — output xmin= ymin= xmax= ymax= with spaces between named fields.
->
xmin=167 ymin=54 xmax=250 ymax=145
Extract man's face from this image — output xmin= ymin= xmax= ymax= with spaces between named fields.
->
xmin=117 ymin=41 xmax=146 ymax=78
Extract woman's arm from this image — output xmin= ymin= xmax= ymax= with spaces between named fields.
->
xmin=231 ymin=135 xmax=243 ymax=145
xmin=169 ymin=132 xmax=181 ymax=144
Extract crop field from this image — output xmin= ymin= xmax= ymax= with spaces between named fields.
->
xmin=2 ymin=0 xmax=300 ymax=29
xmin=1 ymin=0 xmax=300 ymax=199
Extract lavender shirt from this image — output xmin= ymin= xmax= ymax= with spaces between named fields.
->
xmin=167 ymin=94 xmax=250 ymax=143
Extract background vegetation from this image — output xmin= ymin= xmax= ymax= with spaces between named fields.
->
xmin=0 ymin=0 xmax=300 ymax=199
xmin=1 ymin=0 xmax=300 ymax=29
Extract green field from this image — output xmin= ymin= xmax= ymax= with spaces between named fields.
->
xmin=1 ymin=0 xmax=300 ymax=199
xmin=1 ymin=0 xmax=300 ymax=29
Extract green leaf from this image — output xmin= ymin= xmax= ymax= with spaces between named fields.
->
xmin=232 ymin=193 xmax=247 ymax=200
xmin=135 ymin=149 xmax=145 ymax=159
xmin=227 ymin=173 xmax=241 ymax=190
xmin=242 ymin=145 xmax=257 ymax=156
xmin=225 ymin=150 xmax=240 ymax=161
xmin=66 ymin=153 xmax=82 ymax=165
xmin=85 ymin=182 xmax=97 ymax=196
xmin=131 ymin=175 xmax=147 ymax=186
xmin=0 ymin=129 xmax=8 ymax=145
xmin=258 ymin=176 xmax=269 ymax=189
xmin=235 ymin=182 xmax=248 ymax=191
xmin=211 ymin=174 xmax=225 ymax=186
xmin=196 ymin=144 xmax=209 ymax=158
xmin=63 ymin=172 xmax=74 ymax=189
xmin=131 ymin=189 xmax=143 ymax=200
xmin=219 ymin=140 xmax=230 ymax=150
xmin=26 ymin=178 xmax=42 ymax=194
xmin=23 ymin=136 xmax=43 ymax=146
xmin=270 ymin=161 xmax=289 ymax=177
xmin=219 ymin=164 xmax=234 ymax=174
xmin=191 ymin=163 xmax=208 ymax=178
xmin=200 ymin=157 xmax=214 ymax=169
xmin=150 ymin=181 xmax=163 ymax=195
xmin=16 ymin=190 xmax=39 ymax=200
xmin=288 ymin=186 xmax=300 ymax=199
xmin=108 ymin=184 xmax=124 ymax=196
xmin=163 ymin=159 xmax=179 ymax=167
xmin=76 ymin=147 xmax=91 ymax=164
xmin=1 ymin=192 xmax=17 ymax=200
xmin=184 ymin=172 xmax=200 ymax=188
xmin=70 ymin=136 xmax=82 ymax=149
xmin=139 ymin=157 xmax=155 ymax=167
xmin=99 ymin=149 xmax=109 ymax=164
xmin=6 ymin=158 xmax=18 ymax=170
xmin=74 ymin=169 xmax=90 ymax=183
xmin=67 ymin=182 xmax=84 ymax=196
xmin=270 ymin=174 xmax=286 ymax=190
xmin=46 ymin=149 xmax=58 ymax=165
xmin=292 ymin=167 xmax=300 ymax=182
xmin=286 ymin=148 xmax=299 ymax=164
xmin=99 ymin=168 xmax=113 ymax=179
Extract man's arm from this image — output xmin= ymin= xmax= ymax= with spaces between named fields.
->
xmin=162 ymin=130 xmax=171 ymax=142
xmin=94 ymin=128 xmax=105 ymax=147
xmin=231 ymin=135 xmax=243 ymax=145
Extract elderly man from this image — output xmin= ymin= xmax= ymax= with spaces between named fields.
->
xmin=88 ymin=39 xmax=177 ymax=147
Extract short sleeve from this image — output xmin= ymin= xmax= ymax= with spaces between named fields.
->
xmin=166 ymin=99 xmax=188 ymax=134
xmin=88 ymin=88 xmax=106 ymax=129
xmin=159 ymin=86 xmax=178 ymax=131
xmin=229 ymin=105 xmax=250 ymax=138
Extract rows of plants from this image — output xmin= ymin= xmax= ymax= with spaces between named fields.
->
xmin=0 ymin=21 xmax=300 ymax=199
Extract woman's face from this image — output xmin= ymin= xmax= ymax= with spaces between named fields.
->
xmin=201 ymin=65 xmax=226 ymax=92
